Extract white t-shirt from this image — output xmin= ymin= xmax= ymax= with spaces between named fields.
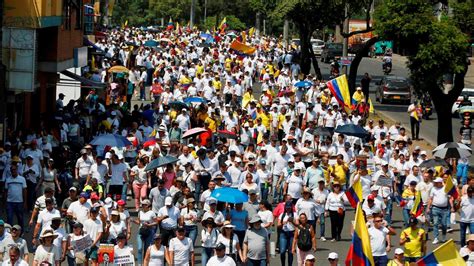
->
xmin=368 ymin=226 xmax=389 ymax=256
xmin=460 ymin=195 xmax=474 ymax=223
xmin=206 ymin=255 xmax=237 ymax=266
xmin=258 ymin=210 xmax=274 ymax=226
xmin=83 ymin=218 xmax=103 ymax=247
xmin=67 ymin=201 xmax=91 ymax=224
xmin=216 ymin=234 xmax=239 ymax=255
xmin=430 ymin=186 xmax=448 ymax=208
xmin=295 ymin=198 xmax=318 ymax=220
xmin=107 ymin=221 xmax=127 ymax=241
xmin=148 ymin=244 xmax=166 ymax=265
xmin=1 ymin=259 xmax=28 ymax=266
xmin=34 ymin=245 xmax=60 ymax=265
xmin=131 ymin=165 xmax=147 ymax=184
xmin=169 ymin=237 xmax=194 ymax=265
xmin=157 ymin=206 xmax=180 ymax=229
xmin=110 ymin=163 xmax=127 ymax=185
xmin=37 ymin=209 xmax=61 ymax=228
xmin=286 ymin=175 xmax=304 ymax=199
xmin=278 ymin=212 xmax=298 ymax=232
xmin=113 ymin=245 xmax=134 ymax=265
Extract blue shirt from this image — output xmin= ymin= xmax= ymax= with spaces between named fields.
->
xmin=230 ymin=209 xmax=248 ymax=231
xmin=304 ymin=166 xmax=324 ymax=190
xmin=5 ymin=175 xmax=26 ymax=203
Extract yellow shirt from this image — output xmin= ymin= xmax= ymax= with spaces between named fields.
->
xmin=196 ymin=65 xmax=204 ymax=75
xmin=277 ymin=114 xmax=285 ymax=130
xmin=400 ymin=227 xmax=426 ymax=258
xmin=352 ymin=91 xmax=365 ymax=104
xmin=257 ymin=112 xmax=272 ymax=130
xmin=212 ymin=79 xmax=221 ymax=92
xmin=204 ymin=117 xmax=217 ymax=132
xmin=179 ymin=76 xmax=191 ymax=85
xmin=321 ymin=94 xmax=331 ymax=105
xmin=329 ymin=163 xmax=348 ymax=185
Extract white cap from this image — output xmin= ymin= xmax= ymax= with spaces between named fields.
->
xmin=224 ymin=160 xmax=232 ymax=167
xmin=288 ymin=158 xmax=295 ymax=163
xmin=420 ymin=150 xmax=427 ymax=155
xmin=234 ymin=157 xmax=242 ymax=163
xmin=433 ymin=177 xmax=443 ymax=183
xmin=294 ymin=165 xmax=302 ymax=170
xmin=414 ymin=146 xmax=421 ymax=150
xmin=207 ymin=198 xmax=217 ymax=205
xmin=104 ymin=197 xmax=113 ymax=208
xmin=371 ymin=185 xmax=380 ymax=191
xmin=305 ymin=254 xmax=316 ymax=261
xmin=328 ymin=252 xmax=338 ymax=259
xmin=381 ymin=160 xmax=389 ymax=166
xmin=394 ymin=248 xmax=404 ymax=255
xmin=165 ymin=197 xmax=173 ymax=206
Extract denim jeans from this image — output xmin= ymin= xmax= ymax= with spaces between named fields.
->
xmin=374 ymin=255 xmax=388 ymax=266
xmin=121 ymin=184 xmax=128 ymax=203
xmin=279 ymin=230 xmax=294 ymax=266
xmin=460 ymin=222 xmax=474 ymax=246
xmin=260 ymin=183 xmax=269 ymax=202
xmin=202 ymin=247 xmax=215 ymax=266
xmin=136 ymin=228 xmax=155 ymax=263
xmin=185 ymin=225 xmax=198 ymax=246
xmin=432 ymin=206 xmax=448 ymax=239
xmin=248 ymin=259 xmax=267 ymax=266
xmin=315 ymin=215 xmax=326 ymax=237
xmin=7 ymin=202 xmax=24 ymax=229
xmin=402 ymin=208 xmax=411 ymax=228
xmin=384 ymin=198 xmax=393 ymax=225
xmin=67 ymin=255 xmax=76 ymax=266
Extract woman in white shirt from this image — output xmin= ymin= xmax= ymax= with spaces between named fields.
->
xmin=216 ymin=221 xmax=242 ymax=262
xmin=324 ymin=181 xmax=348 ymax=242
xmin=133 ymin=200 xmax=157 ymax=264
xmin=258 ymin=201 xmax=274 ymax=237
xmin=278 ymin=201 xmax=298 ymax=266
xmin=180 ymin=198 xmax=199 ymax=246
xmin=284 ymin=165 xmax=305 ymax=204
xmin=295 ymin=188 xmax=318 ymax=228
xmin=37 ymin=158 xmax=61 ymax=195
xmin=33 ymin=230 xmax=61 ymax=266
xmin=130 ymin=158 xmax=149 ymax=211
xmin=201 ymin=217 xmax=220 ymax=265
xmin=105 ymin=210 xmax=127 ymax=244
xmin=144 ymin=233 xmax=169 ymax=266
xmin=113 ymin=233 xmax=134 ymax=266
xmin=239 ymin=173 xmax=258 ymax=193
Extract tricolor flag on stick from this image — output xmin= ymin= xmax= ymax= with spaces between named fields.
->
xmin=219 ymin=17 xmax=227 ymax=34
xmin=444 ymin=175 xmax=459 ymax=199
xmin=345 ymin=178 xmax=363 ymax=208
xmin=345 ymin=203 xmax=375 ymax=266
xmin=166 ymin=18 xmax=174 ymax=31
xmin=417 ymin=239 xmax=465 ymax=265
xmin=326 ymin=74 xmax=352 ymax=113
xmin=410 ymin=191 xmax=424 ymax=217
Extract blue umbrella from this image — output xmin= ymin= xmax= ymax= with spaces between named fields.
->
xmin=294 ymin=80 xmax=313 ymax=88
xmin=90 ymin=134 xmax=132 ymax=148
xmin=335 ymin=124 xmax=370 ymax=138
xmin=200 ymin=33 xmax=213 ymax=39
xmin=145 ymin=155 xmax=179 ymax=172
xmin=210 ymin=187 xmax=249 ymax=204
xmin=184 ymin=97 xmax=205 ymax=104
xmin=144 ymin=40 xmax=158 ymax=47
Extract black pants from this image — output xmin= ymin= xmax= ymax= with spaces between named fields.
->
xmin=160 ymin=226 xmax=176 ymax=247
xmin=410 ymin=116 xmax=420 ymax=140
xmin=26 ymin=180 xmax=37 ymax=211
xmin=109 ymin=185 xmax=123 ymax=200
xmin=234 ymin=230 xmax=246 ymax=248
xmin=329 ymin=210 xmax=345 ymax=241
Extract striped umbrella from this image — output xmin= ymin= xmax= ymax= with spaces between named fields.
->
xmin=432 ymin=142 xmax=472 ymax=159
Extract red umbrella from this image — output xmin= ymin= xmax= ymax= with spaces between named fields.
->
xmin=182 ymin=127 xmax=207 ymax=139
xmin=143 ymin=139 xmax=157 ymax=148
xmin=217 ymin=129 xmax=238 ymax=139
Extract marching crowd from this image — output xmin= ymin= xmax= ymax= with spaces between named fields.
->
xmin=0 ymin=26 xmax=473 ymax=266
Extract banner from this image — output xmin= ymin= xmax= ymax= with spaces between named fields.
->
xmin=71 ymin=235 xmax=93 ymax=253
xmin=98 ymin=244 xmax=114 ymax=263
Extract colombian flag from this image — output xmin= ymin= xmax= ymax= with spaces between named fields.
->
xmin=345 ymin=203 xmax=375 ymax=266
xmin=249 ymin=27 xmax=255 ymax=37
xmin=326 ymin=75 xmax=352 ymax=113
xmin=444 ymin=175 xmax=459 ymax=199
xmin=410 ymin=191 xmax=424 ymax=217
xmin=166 ymin=18 xmax=174 ymax=31
xmin=417 ymin=239 xmax=465 ymax=265
xmin=345 ymin=178 xmax=363 ymax=208
xmin=230 ymin=40 xmax=256 ymax=56
xmin=219 ymin=17 xmax=227 ymax=34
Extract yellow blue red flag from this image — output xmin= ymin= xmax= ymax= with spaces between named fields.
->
xmin=410 ymin=191 xmax=424 ymax=217
xmin=344 ymin=178 xmax=363 ymax=208
xmin=326 ymin=75 xmax=352 ymax=113
xmin=219 ymin=17 xmax=227 ymax=34
xmin=444 ymin=175 xmax=459 ymax=199
xmin=345 ymin=203 xmax=375 ymax=266
xmin=417 ymin=239 xmax=465 ymax=265
xmin=230 ymin=40 xmax=256 ymax=56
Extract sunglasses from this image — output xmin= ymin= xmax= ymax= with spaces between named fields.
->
xmin=374 ymin=220 xmax=383 ymax=223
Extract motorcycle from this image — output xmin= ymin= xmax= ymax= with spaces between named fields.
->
xmin=420 ymin=93 xmax=433 ymax=120
xmin=383 ymin=62 xmax=392 ymax=75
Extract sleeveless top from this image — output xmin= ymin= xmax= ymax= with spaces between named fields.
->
xmin=149 ymin=244 xmax=165 ymax=265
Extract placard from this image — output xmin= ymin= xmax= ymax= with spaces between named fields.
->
xmin=98 ymin=244 xmax=114 ymax=263
xmin=376 ymin=176 xmax=393 ymax=187
xmin=114 ymin=254 xmax=134 ymax=264
xmin=71 ymin=235 xmax=93 ymax=253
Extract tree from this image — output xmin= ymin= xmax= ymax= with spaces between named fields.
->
xmin=375 ymin=0 xmax=470 ymax=144
xmin=202 ymin=15 xmax=247 ymax=31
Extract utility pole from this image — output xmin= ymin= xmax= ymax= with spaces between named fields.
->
xmin=204 ymin=0 xmax=207 ymax=24
xmin=0 ymin=0 xmax=6 ymax=142
xmin=190 ymin=0 xmax=196 ymax=28
xmin=255 ymin=12 xmax=261 ymax=36
xmin=263 ymin=19 xmax=266 ymax=35
xmin=283 ymin=19 xmax=289 ymax=49
xmin=341 ymin=4 xmax=349 ymax=75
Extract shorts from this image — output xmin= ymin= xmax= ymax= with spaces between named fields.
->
xmin=86 ymin=246 xmax=99 ymax=260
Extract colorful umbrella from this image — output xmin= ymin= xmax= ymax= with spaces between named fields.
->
xmin=182 ymin=127 xmax=207 ymax=139
xmin=184 ymin=97 xmax=205 ymax=105
xmin=90 ymin=134 xmax=132 ymax=148
xmin=294 ymin=81 xmax=313 ymax=88
xmin=210 ymin=187 xmax=248 ymax=204
xmin=145 ymin=155 xmax=179 ymax=171
xmin=144 ymin=40 xmax=159 ymax=47
xmin=217 ymin=130 xmax=238 ymax=139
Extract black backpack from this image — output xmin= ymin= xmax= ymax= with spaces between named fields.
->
xmin=297 ymin=224 xmax=312 ymax=251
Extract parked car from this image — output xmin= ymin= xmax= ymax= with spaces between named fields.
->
xmin=375 ymin=76 xmax=412 ymax=104
xmin=452 ymin=88 xmax=474 ymax=114
xmin=321 ymin=43 xmax=343 ymax=63
xmin=311 ymin=39 xmax=325 ymax=55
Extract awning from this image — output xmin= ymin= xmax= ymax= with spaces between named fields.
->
xmin=60 ymin=70 xmax=107 ymax=88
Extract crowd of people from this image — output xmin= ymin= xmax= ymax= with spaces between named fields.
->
xmin=0 ymin=25 xmax=473 ymax=266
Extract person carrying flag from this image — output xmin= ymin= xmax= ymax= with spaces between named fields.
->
xmin=407 ymin=100 xmax=422 ymax=140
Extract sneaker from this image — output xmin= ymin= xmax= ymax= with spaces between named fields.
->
xmin=441 ymin=235 xmax=446 ymax=242
xmin=331 ymin=238 xmax=336 ymax=242
xmin=320 ymin=237 xmax=327 ymax=242
xmin=432 ymin=238 xmax=439 ymax=244
xmin=447 ymin=228 xmax=454 ymax=233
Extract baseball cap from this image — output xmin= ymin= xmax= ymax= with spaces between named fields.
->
xmin=207 ymin=198 xmax=217 ymax=205
xmin=394 ymin=248 xmax=404 ymax=255
xmin=153 ymin=233 xmax=162 ymax=240
xmin=328 ymin=252 xmax=338 ymax=259
xmin=409 ymin=217 xmax=418 ymax=224
xmin=215 ymin=243 xmax=226 ymax=250
xmin=294 ymin=165 xmax=302 ymax=170
xmin=117 ymin=199 xmax=126 ymax=206
xmin=420 ymin=151 xmax=427 ymax=156
xmin=433 ymin=177 xmax=443 ymax=183
xmin=248 ymin=189 xmax=257 ymax=195
xmin=79 ymin=192 xmax=89 ymax=199
xmin=12 ymin=225 xmax=21 ymax=231
xmin=141 ymin=199 xmax=151 ymax=206
xmin=90 ymin=193 xmax=100 ymax=200
xmin=305 ymin=254 xmax=316 ymax=261
xmin=414 ymin=146 xmax=421 ymax=150
xmin=69 ymin=187 xmax=77 ymax=192
xmin=164 ymin=197 xmax=173 ymax=206
xmin=111 ymin=210 xmax=120 ymax=216
xmin=367 ymin=194 xmax=375 ymax=200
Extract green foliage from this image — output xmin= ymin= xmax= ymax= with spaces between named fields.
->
xmin=113 ymin=0 xmax=149 ymax=26
xmin=450 ymin=0 xmax=474 ymax=38
xmin=148 ymin=0 xmax=193 ymax=22
xmin=202 ymin=15 xmax=247 ymax=31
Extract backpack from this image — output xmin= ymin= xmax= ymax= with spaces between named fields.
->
xmin=297 ymin=224 xmax=312 ymax=251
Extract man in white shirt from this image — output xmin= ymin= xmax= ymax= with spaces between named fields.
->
xmin=1 ymin=246 xmax=28 ymax=266
xmin=83 ymin=207 xmax=103 ymax=264
xmin=427 ymin=177 xmax=453 ymax=244
xmin=176 ymin=109 xmax=191 ymax=132
xmin=458 ymin=186 xmax=474 ymax=247
xmin=32 ymin=198 xmax=60 ymax=246
xmin=206 ymin=243 xmax=236 ymax=266
xmin=4 ymin=165 xmax=27 ymax=229
xmin=157 ymin=197 xmax=181 ymax=246
xmin=75 ymin=150 xmax=93 ymax=189
xmin=67 ymin=192 xmax=91 ymax=224
xmin=169 ymin=227 xmax=194 ymax=265
xmin=108 ymin=154 xmax=128 ymax=200
xmin=369 ymin=214 xmax=395 ymax=265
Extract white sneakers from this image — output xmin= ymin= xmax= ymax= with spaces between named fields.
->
xmin=320 ymin=237 xmax=327 ymax=242
xmin=432 ymin=238 xmax=439 ymax=244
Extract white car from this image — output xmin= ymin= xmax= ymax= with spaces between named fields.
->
xmin=311 ymin=39 xmax=325 ymax=55
xmin=452 ymin=88 xmax=474 ymax=114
